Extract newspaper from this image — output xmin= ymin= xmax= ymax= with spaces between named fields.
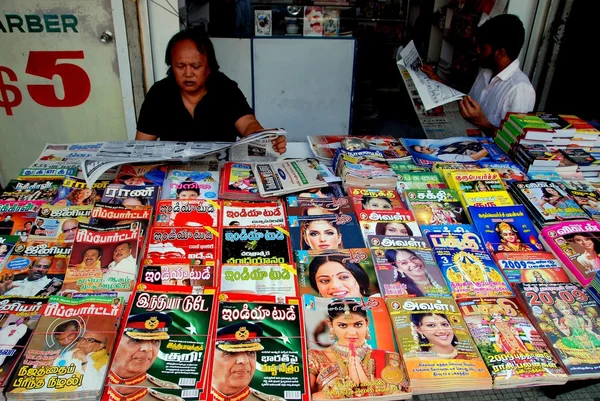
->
xmin=251 ymin=158 xmax=329 ymax=197
xmin=398 ymin=64 xmax=480 ymax=139
xmin=398 ymin=40 xmax=465 ymax=110
xmin=30 ymin=129 xmax=286 ymax=186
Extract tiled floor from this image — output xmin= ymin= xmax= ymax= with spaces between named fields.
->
xmin=414 ymin=380 xmax=600 ymax=401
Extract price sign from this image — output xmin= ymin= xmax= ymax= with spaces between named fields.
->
xmin=0 ymin=51 xmax=92 ymax=115
xmin=0 ymin=0 xmax=129 ymax=183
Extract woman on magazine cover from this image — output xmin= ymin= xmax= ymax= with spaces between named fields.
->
xmin=54 ymin=188 xmax=96 ymax=207
xmin=308 ymin=254 xmax=371 ymax=298
xmin=409 ymin=313 xmax=468 ymax=359
xmin=301 ymin=219 xmax=343 ymax=250
xmin=567 ymin=233 xmax=600 ymax=273
xmin=375 ymin=222 xmax=413 ymax=236
xmin=308 ymin=300 xmax=407 ymax=399
xmin=384 ymin=249 xmax=444 ymax=297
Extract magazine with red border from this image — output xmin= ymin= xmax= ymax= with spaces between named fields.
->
xmin=219 ymin=162 xmax=276 ymax=201
xmin=221 ymin=201 xmax=286 ymax=228
xmin=145 ymin=226 xmax=219 ymax=266
xmin=154 ymin=199 xmax=220 ymax=228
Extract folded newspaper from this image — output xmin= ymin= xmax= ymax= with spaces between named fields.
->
xmin=251 ymin=158 xmax=330 ymax=197
xmin=398 ymin=40 xmax=465 ymax=110
xmin=29 ymin=129 xmax=286 ymax=187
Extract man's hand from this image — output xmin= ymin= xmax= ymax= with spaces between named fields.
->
xmin=271 ymin=135 xmax=287 ymax=154
xmin=0 ymin=274 xmax=14 ymax=295
xmin=459 ymin=96 xmax=496 ymax=133
xmin=421 ymin=64 xmax=444 ymax=83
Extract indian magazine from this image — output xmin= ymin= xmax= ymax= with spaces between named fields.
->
xmin=6 ymin=295 xmax=124 ymax=399
xmin=153 ymin=199 xmax=219 ymax=228
xmin=32 ymin=204 xmax=92 ymax=242
xmin=302 ymin=295 xmax=411 ymax=400
xmin=458 ymin=297 xmax=568 ymax=388
xmin=106 ymin=289 xmax=216 ymax=400
xmin=386 ymin=297 xmax=492 ymax=393
xmin=209 ymin=298 xmax=309 ymax=401
xmin=357 ymin=210 xmax=421 ymax=245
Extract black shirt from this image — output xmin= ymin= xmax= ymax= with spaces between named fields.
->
xmin=136 ymin=72 xmax=253 ymax=142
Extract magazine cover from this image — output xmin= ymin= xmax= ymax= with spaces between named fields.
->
xmin=469 ymin=205 xmax=543 ymax=253
xmin=492 ymin=251 xmax=570 ymax=284
xmin=303 ymin=296 xmax=411 ymax=400
xmin=388 ymin=161 xmax=429 ymax=174
xmin=255 ymin=10 xmax=272 ymax=36
xmin=29 ymin=204 xmax=92 ymax=242
xmin=115 ymin=163 xmax=168 ymax=186
xmin=18 ymin=166 xmax=78 ymax=181
xmin=162 ymin=169 xmax=220 ymax=201
xmin=402 ymin=137 xmax=510 ymax=166
xmin=101 ymin=183 xmax=161 ymax=208
xmin=288 ymin=214 xmax=365 ymax=251
xmin=295 ymin=184 xmax=345 ymax=199
xmin=0 ymin=296 xmax=47 ymax=389
xmin=419 ymin=224 xmax=477 ymax=236
xmin=476 ymin=161 xmax=528 ymax=185
xmin=210 ymin=299 xmax=309 ymax=401
xmin=107 ymin=290 xmax=215 ymax=400
xmin=458 ymin=297 xmax=568 ymax=387
xmin=89 ymin=201 xmax=153 ymax=241
xmin=395 ymin=172 xmax=445 ymax=192
xmin=2 ymin=240 xmax=71 ymax=297
xmin=347 ymin=187 xmax=405 ymax=212
xmin=0 ymin=235 xmax=19 ymax=268
xmin=517 ymin=282 xmax=600 ymax=377
xmin=368 ymin=235 xmax=450 ymax=298
xmin=145 ymin=226 xmax=218 ymax=266
xmin=6 ymin=295 xmax=123 ymax=397
xmin=139 ymin=264 xmax=215 ymax=288
xmin=222 ymin=201 xmax=286 ymax=228
xmin=461 ymin=191 xmax=515 ymax=208
xmin=357 ymin=210 xmax=422 ymax=244
xmin=296 ymin=248 xmax=379 ymax=298
xmin=285 ymin=196 xmax=354 ymax=217
xmin=403 ymin=189 xmax=468 ymax=226
xmin=540 ymin=221 xmax=600 ymax=286
xmin=426 ymin=231 xmax=485 ymax=251
xmin=219 ymin=162 xmax=276 ymax=201
xmin=62 ymin=223 xmax=141 ymax=294
xmin=569 ymin=189 xmax=600 ymax=220
xmin=433 ymin=248 xmax=514 ymax=299
xmin=509 ymin=180 xmax=588 ymax=226
xmin=385 ymin=297 xmax=492 ymax=391
xmin=52 ymin=176 xmax=109 ymax=206
xmin=154 ymin=199 xmax=219 ymax=228
xmin=304 ymin=6 xmax=324 ymax=36
xmin=0 ymin=180 xmax=62 ymax=203
xmin=0 ymin=202 xmax=40 ymax=237
xmin=322 ymin=8 xmax=340 ymax=36
xmin=445 ymin=170 xmax=505 ymax=193
xmin=221 ymin=227 xmax=291 ymax=265
xmin=252 ymin=159 xmax=329 ymax=198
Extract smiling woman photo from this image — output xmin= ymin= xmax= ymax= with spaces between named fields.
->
xmin=384 ymin=249 xmax=445 ymax=297
xmin=308 ymin=254 xmax=370 ymax=298
xmin=301 ymin=219 xmax=343 ymax=250
xmin=409 ymin=313 xmax=468 ymax=359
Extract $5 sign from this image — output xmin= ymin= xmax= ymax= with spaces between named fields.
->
xmin=0 ymin=50 xmax=91 ymax=116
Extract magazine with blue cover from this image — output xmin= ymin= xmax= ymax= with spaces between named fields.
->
xmin=470 ymin=205 xmax=543 ymax=253
xmin=476 ymin=161 xmax=528 ymax=186
xmin=402 ymin=137 xmax=510 ymax=167
xmin=288 ymin=214 xmax=365 ymax=251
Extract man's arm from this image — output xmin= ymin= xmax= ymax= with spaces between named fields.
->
xmin=458 ymin=96 xmax=497 ymax=135
xmin=235 ymin=114 xmax=287 ymax=154
xmin=135 ymin=131 xmax=158 ymax=141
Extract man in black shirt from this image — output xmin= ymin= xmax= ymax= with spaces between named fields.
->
xmin=136 ymin=29 xmax=286 ymax=154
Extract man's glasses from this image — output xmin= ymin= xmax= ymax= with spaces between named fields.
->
xmin=62 ymin=227 xmax=78 ymax=233
xmin=79 ymin=337 xmax=103 ymax=344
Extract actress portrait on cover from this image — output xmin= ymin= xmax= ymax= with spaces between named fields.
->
xmin=301 ymin=219 xmax=343 ymax=250
xmin=566 ymin=233 xmax=600 ymax=273
xmin=409 ymin=313 xmax=465 ymax=359
xmin=384 ymin=249 xmax=445 ymax=297
xmin=361 ymin=196 xmax=393 ymax=211
xmin=375 ymin=222 xmax=413 ymax=236
xmin=308 ymin=300 xmax=408 ymax=399
xmin=309 ymin=254 xmax=371 ymax=298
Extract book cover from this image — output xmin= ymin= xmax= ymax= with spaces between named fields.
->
xmin=492 ymin=251 xmax=570 ymax=284
xmin=0 ymin=180 xmax=62 ymax=203
xmin=222 ymin=201 xmax=286 ymax=228
xmin=368 ymin=235 xmax=450 ymax=298
xmin=210 ymin=298 xmax=309 ymax=401
xmin=285 ymin=196 xmax=354 ymax=217
xmin=296 ymin=248 xmax=379 ymax=298
xmin=154 ymin=199 xmax=219 ymax=228
xmin=386 ymin=297 xmax=492 ymax=389
xmin=7 ymin=295 xmax=124 ymax=397
xmin=433 ymin=248 xmax=514 ymax=299
xmin=101 ymin=183 xmax=161 ymax=208
xmin=288 ymin=214 xmax=365 ymax=251
xmin=540 ymin=221 xmax=600 ymax=286
xmin=62 ymin=223 xmax=141 ymax=294
xmin=403 ymin=189 xmax=468 ymax=226
xmin=162 ymin=169 xmax=220 ymax=201
xmin=402 ymin=137 xmax=510 ymax=166
xmin=0 ymin=297 xmax=47 ymax=389
xmin=30 ymin=204 xmax=92 ymax=242
xmin=145 ymin=226 xmax=218 ymax=266
xmin=107 ymin=290 xmax=215 ymax=400
xmin=303 ymin=296 xmax=411 ymax=400
xmin=458 ymin=297 xmax=567 ymax=387
xmin=3 ymin=240 xmax=71 ymax=297
xmin=469 ymin=205 xmax=542 ymax=253
xmin=255 ymin=10 xmax=272 ymax=36
xmin=517 ymin=282 xmax=600 ymax=377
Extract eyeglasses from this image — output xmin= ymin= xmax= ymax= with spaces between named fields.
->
xmin=79 ymin=337 xmax=103 ymax=344
xmin=62 ymin=227 xmax=78 ymax=233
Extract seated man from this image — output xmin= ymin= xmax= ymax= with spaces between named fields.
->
xmin=423 ymin=14 xmax=535 ymax=134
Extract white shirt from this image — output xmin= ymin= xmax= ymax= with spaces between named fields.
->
xmin=469 ymin=59 xmax=536 ymax=128
xmin=102 ymin=255 xmax=137 ymax=287
xmin=0 ymin=323 xmax=27 ymax=365
xmin=5 ymin=276 xmax=52 ymax=296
